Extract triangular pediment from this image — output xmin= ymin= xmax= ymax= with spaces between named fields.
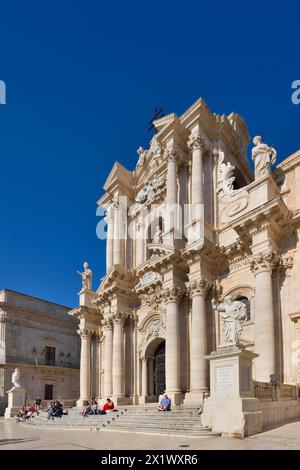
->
xmin=103 ymin=161 xmax=133 ymax=192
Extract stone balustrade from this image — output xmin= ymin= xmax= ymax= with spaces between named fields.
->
xmin=254 ymin=381 xmax=299 ymax=401
xmin=40 ymin=399 xmax=77 ymax=408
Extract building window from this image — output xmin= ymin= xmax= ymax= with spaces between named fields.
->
xmin=44 ymin=346 xmax=56 ymax=366
xmin=236 ymin=296 xmax=251 ymax=321
xmin=44 ymin=384 xmax=53 ymax=400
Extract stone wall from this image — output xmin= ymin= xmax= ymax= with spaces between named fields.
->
xmin=260 ymin=399 xmax=300 ymax=430
xmin=0 ymin=364 xmax=79 ymax=415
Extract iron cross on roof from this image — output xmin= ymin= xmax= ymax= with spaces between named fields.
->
xmin=148 ymin=107 xmax=165 ymax=132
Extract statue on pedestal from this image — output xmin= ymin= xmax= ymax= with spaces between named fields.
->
xmin=212 ymin=296 xmax=247 ymax=345
xmin=7 ymin=368 xmax=22 ymax=392
xmin=251 ymin=136 xmax=277 ymax=179
xmin=77 ymin=262 xmax=93 ymax=290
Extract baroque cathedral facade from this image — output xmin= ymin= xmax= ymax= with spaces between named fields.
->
xmin=71 ymin=97 xmax=300 ymax=406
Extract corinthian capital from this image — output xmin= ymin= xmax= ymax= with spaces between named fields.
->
xmin=250 ymin=249 xmax=280 ymax=274
xmin=101 ymin=318 xmax=113 ymax=330
xmin=187 ymin=279 xmax=212 ymax=298
xmin=77 ymin=328 xmax=92 ymax=339
xmin=112 ymin=311 xmax=125 ymax=325
xmin=0 ymin=310 xmax=7 ymax=323
xmin=187 ymin=133 xmax=206 ymax=152
xmin=162 ymin=286 xmax=185 ymax=304
xmin=165 ymin=146 xmax=179 ymax=163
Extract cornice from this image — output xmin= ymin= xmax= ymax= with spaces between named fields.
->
xmin=230 ymin=196 xmax=293 ymax=240
xmin=69 ymin=306 xmax=101 ymax=324
xmin=0 ymin=301 xmax=78 ymax=329
xmin=0 ymin=361 xmax=80 ymax=372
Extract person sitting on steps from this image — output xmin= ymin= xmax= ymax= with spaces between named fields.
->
xmin=158 ymin=393 xmax=171 ymax=411
xmin=103 ymin=398 xmax=117 ymax=413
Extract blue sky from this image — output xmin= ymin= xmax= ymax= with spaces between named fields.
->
xmin=0 ymin=1 xmax=299 ymax=307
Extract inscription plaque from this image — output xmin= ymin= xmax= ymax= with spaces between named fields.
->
xmin=216 ymin=366 xmax=233 ymax=393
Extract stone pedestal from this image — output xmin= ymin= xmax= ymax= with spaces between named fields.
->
xmin=5 ymin=388 xmax=26 ymax=419
xmin=201 ymin=345 xmax=262 ymax=438
xmin=79 ymin=289 xmax=96 ymax=307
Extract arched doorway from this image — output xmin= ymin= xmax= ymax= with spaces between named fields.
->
xmin=153 ymin=341 xmax=165 ymax=397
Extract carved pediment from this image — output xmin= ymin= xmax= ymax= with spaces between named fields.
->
xmin=103 ymin=162 xmax=133 ymax=192
xmin=135 ymin=174 xmax=166 ymax=205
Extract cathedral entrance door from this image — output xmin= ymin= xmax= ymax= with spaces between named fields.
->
xmin=153 ymin=341 xmax=165 ymax=397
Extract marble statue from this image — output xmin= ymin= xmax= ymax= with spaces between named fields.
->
xmin=145 ymin=319 xmax=166 ymax=342
xmin=77 ymin=262 xmax=93 ymax=290
xmin=211 ymin=296 xmax=247 ymax=344
xmin=152 ymin=225 xmax=162 ymax=243
xmin=8 ymin=368 xmax=22 ymax=391
xmin=251 ymin=136 xmax=277 ymax=179
xmin=135 ymin=175 xmax=166 ymax=204
xmin=217 ymin=151 xmax=238 ymax=197
xmin=149 ymin=135 xmax=161 ymax=156
xmin=136 ymin=146 xmax=146 ymax=169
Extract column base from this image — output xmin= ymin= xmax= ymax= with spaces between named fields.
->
xmin=183 ymin=390 xmax=208 ymax=406
xmin=111 ymin=396 xmax=130 ymax=406
xmin=166 ymin=391 xmax=183 ymax=406
xmin=138 ymin=395 xmax=158 ymax=404
xmin=76 ymin=398 xmax=92 ymax=407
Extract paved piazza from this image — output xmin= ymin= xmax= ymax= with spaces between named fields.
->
xmin=0 ymin=418 xmax=300 ymax=450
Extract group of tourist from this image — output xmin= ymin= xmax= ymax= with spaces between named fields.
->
xmin=46 ymin=401 xmax=68 ymax=420
xmin=16 ymin=404 xmax=36 ymax=422
xmin=15 ymin=394 xmax=209 ymax=423
xmin=79 ymin=398 xmax=117 ymax=417
xmin=15 ymin=397 xmax=70 ymax=423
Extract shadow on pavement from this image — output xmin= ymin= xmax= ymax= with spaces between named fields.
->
xmin=0 ymin=438 xmax=38 ymax=446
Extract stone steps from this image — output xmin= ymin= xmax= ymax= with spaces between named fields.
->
xmin=20 ymin=405 xmax=216 ymax=437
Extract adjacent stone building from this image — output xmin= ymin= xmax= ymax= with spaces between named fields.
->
xmin=0 ymin=289 xmax=80 ymax=414
xmin=71 ymin=97 xmax=300 ymax=407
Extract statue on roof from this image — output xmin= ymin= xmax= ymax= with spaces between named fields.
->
xmin=77 ymin=262 xmax=93 ymax=290
xmin=252 ymin=136 xmax=277 ymax=179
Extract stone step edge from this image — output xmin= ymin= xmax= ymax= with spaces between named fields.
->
xmin=21 ymin=423 xmax=217 ymax=438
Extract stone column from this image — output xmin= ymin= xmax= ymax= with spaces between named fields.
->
xmin=0 ymin=311 xmax=7 ymax=363
xmin=166 ymin=148 xmax=177 ymax=205
xmin=106 ymin=205 xmax=114 ymax=271
xmin=164 ymin=286 xmax=184 ymax=404
xmin=148 ymin=357 xmax=154 ymax=396
xmin=136 ymin=219 xmax=144 ymax=267
xmin=112 ymin=314 xmax=125 ymax=401
xmin=141 ymin=358 xmax=148 ymax=397
xmin=185 ymin=280 xmax=210 ymax=404
xmin=251 ymin=250 xmax=280 ymax=382
xmin=77 ymin=329 xmax=92 ymax=406
xmin=103 ymin=322 xmax=113 ymax=396
xmin=165 ymin=148 xmax=178 ymax=237
xmin=188 ymin=133 xmax=205 ymax=222
xmin=113 ymin=201 xmax=121 ymax=265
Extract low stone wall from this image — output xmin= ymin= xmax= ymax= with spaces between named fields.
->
xmin=260 ymin=399 xmax=300 ymax=430
xmin=254 ymin=381 xmax=300 ymax=431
